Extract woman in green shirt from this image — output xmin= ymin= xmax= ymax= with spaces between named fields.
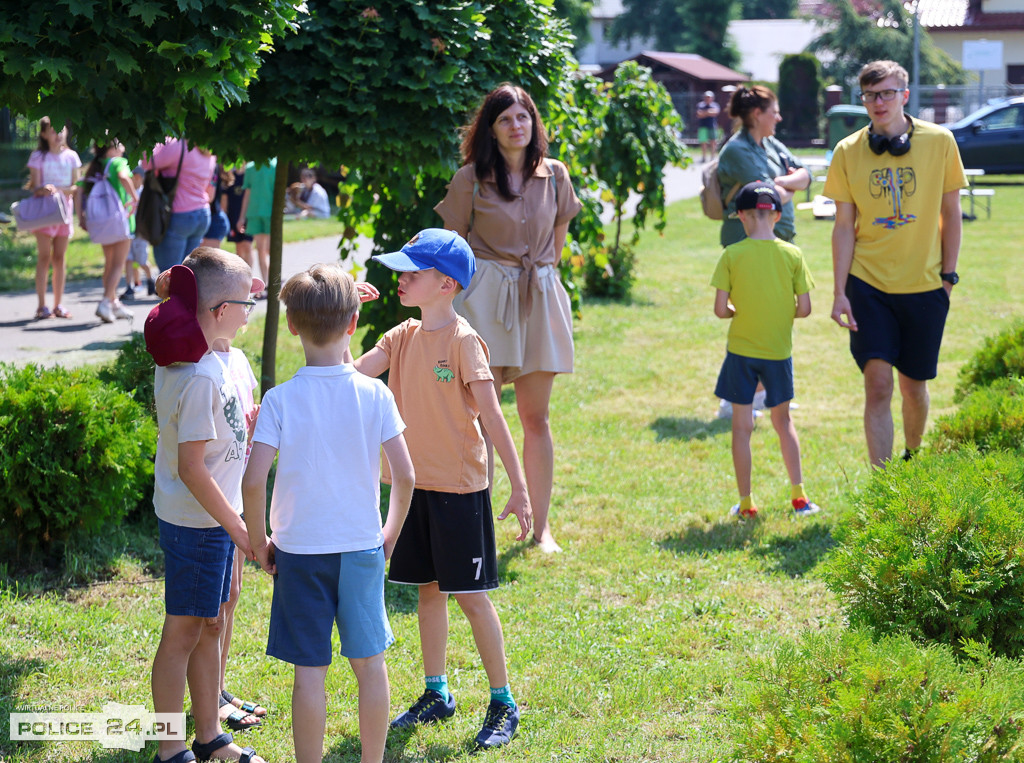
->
xmin=716 ymin=86 xmax=811 ymax=247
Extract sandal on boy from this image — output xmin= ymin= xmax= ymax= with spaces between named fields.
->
xmin=218 ymin=693 xmax=260 ymax=731
xmin=191 ymin=731 xmax=263 ymax=763
xmin=221 ymin=689 xmax=267 ymax=718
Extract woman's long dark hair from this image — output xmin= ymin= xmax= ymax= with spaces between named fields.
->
xmin=728 ymin=85 xmax=777 ymax=133
xmin=36 ymin=117 xmax=55 ymax=153
xmin=82 ymin=141 xmax=116 ymax=201
xmin=460 ymin=83 xmax=548 ymax=201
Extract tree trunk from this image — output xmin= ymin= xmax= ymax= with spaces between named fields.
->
xmin=260 ymin=158 xmax=289 ymax=393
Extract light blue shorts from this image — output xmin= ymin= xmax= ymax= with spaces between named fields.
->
xmin=267 ymin=547 xmax=394 ymax=666
xmin=158 ymin=519 xmax=234 ymax=618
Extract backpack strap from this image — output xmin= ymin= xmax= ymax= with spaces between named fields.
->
xmin=723 ymin=181 xmax=741 ymax=207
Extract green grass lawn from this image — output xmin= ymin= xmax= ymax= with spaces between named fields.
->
xmin=0 ymin=215 xmax=343 ymax=293
xmin=2 ymin=183 xmax=1022 ymax=762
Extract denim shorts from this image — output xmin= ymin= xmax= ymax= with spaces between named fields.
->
xmin=715 ymin=351 xmax=795 ymax=408
xmin=153 ymin=206 xmax=211 ymax=273
xmin=158 ymin=519 xmax=234 ymax=618
xmin=267 ymin=547 xmax=394 ymax=666
xmin=203 ymin=208 xmax=230 ymax=241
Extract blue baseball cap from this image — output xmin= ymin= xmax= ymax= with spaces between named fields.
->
xmin=372 ymin=228 xmax=476 ymax=289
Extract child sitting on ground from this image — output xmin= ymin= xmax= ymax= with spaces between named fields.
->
xmin=242 ymin=263 xmax=415 ymax=763
xmin=710 ymin=182 xmax=821 ymax=519
xmin=144 ymin=246 xmax=267 ymax=763
xmin=348 ymin=228 xmax=532 ymax=750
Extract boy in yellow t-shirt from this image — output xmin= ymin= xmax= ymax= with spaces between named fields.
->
xmin=711 ymin=181 xmax=819 ymax=519
xmin=347 ymin=228 xmax=532 ymax=751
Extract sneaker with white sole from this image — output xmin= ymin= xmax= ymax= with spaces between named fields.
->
xmin=112 ymin=300 xmax=133 ymax=320
xmin=793 ymin=499 xmax=821 ymax=516
xmin=389 ymin=689 xmax=456 ymax=729
xmin=729 ymin=503 xmax=758 ymax=520
xmin=475 ymin=700 xmax=519 ymax=749
xmin=96 ymin=299 xmax=114 ymax=323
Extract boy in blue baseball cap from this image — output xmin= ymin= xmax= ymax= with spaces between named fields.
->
xmin=348 ymin=228 xmax=532 ymax=750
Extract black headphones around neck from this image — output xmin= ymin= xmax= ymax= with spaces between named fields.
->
xmin=868 ymin=120 xmax=914 ymax=156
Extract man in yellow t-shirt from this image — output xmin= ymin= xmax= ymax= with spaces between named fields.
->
xmin=825 ymin=60 xmax=967 ymax=468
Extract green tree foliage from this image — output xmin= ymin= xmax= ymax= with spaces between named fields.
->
xmin=808 ymin=0 xmax=966 ymax=88
xmin=933 ymin=378 xmax=1024 ymax=454
xmin=188 ymin=0 xmax=577 ymax=377
xmin=0 ymin=0 xmax=299 ymax=150
xmin=593 ymin=62 xmax=688 ymax=257
xmin=610 ymin=0 xmax=740 ymax=69
xmin=776 ymin=53 xmax=822 ymax=142
xmin=554 ymin=0 xmax=595 ymax=51
xmin=739 ymin=0 xmax=796 ymax=18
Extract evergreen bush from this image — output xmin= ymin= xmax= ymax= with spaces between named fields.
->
xmin=933 ymin=378 xmax=1024 ymax=453
xmin=955 ymin=319 xmax=1024 ymax=401
xmin=824 ymin=450 xmax=1024 ymax=658
xmin=730 ymin=629 xmax=1024 ymax=762
xmin=0 ymin=363 xmax=157 ymax=558
xmin=97 ymin=332 xmax=157 ymax=421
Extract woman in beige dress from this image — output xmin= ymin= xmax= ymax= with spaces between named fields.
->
xmin=435 ymin=84 xmax=582 ymax=553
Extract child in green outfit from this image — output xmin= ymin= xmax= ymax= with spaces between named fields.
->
xmin=711 ymin=181 xmax=821 ymax=519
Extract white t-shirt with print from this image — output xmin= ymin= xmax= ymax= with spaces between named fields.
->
xmin=154 ymin=352 xmax=247 ymax=528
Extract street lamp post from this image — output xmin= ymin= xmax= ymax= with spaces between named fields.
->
xmin=908 ymin=0 xmax=921 ymax=116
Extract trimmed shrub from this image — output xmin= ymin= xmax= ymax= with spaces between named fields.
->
xmin=955 ymin=319 xmax=1024 ymax=401
xmin=824 ymin=450 xmax=1024 ymax=658
xmin=0 ymin=363 xmax=157 ymax=557
xmin=933 ymin=377 xmax=1024 ymax=453
xmin=730 ymin=629 xmax=1024 ymax=762
xmin=97 ymin=331 xmax=156 ymax=421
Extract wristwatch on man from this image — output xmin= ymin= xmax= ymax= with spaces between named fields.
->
xmin=941 ymin=271 xmax=959 ymax=285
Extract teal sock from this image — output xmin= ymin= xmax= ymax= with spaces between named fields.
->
xmin=425 ymin=674 xmax=450 ymax=702
xmin=490 ymin=684 xmax=515 ymax=709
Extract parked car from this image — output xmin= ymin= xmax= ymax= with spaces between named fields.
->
xmin=944 ymin=97 xmax=1024 ymax=174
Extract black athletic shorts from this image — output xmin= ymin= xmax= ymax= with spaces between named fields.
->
xmin=387 ymin=488 xmax=498 ymax=593
xmin=846 ymin=274 xmax=949 ymax=381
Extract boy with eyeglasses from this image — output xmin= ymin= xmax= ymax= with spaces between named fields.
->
xmin=144 ymin=246 xmax=270 ymax=763
xmin=825 ymin=60 xmax=968 ymax=468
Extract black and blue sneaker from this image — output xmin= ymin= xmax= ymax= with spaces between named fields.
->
xmin=389 ymin=689 xmax=456 ymax=729
xmin=474 ymin=700 xmax=519 ymax=749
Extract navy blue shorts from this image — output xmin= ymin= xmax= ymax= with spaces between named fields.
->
xmin=203 ymin=208 xmax=230 ymax=241
xmin=845 ymin=275 xmax=949 ymax=380
xmin=268 ymin=547 xmax=394 ymax=666
xmin=715 ymin=352 xmax=794 ymax=408
xmin=388 ymin=488 xmax=498 ymax=593
xmin=158 ymin=519 xmax=234 ymax=618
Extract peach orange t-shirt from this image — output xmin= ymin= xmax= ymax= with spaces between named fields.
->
xmin=376 ymin=316 xmax=493 ymax=493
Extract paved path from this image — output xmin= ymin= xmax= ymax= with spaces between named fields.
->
xmin=0 ymin=163 xmax=703 ymax=368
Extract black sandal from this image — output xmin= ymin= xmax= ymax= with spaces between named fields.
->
xmin=191 ymin=732 xmax=263 ymax=763
xmin=221 ymin=689 xmax=267 ymax=718
xmin=219 ymin=693 xmax=261 ymax=731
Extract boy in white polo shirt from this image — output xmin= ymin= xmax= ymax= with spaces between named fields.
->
xmin=242 ymin=263 xmax=415 ymax=763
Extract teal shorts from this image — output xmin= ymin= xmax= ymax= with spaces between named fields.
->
xmin=246 ymin=215 xmax=271 ymax=237
xmin=267 ymin=546 xmax=394 ymax=665
xmin=698 ymin=126 xmax=716 ymax=143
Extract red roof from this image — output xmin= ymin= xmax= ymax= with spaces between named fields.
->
xmin=632 ymin=52 xmax=749 ymax=82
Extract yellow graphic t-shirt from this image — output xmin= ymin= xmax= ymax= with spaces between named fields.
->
xmin=824 ymin=118 xmax=967 ymax=294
